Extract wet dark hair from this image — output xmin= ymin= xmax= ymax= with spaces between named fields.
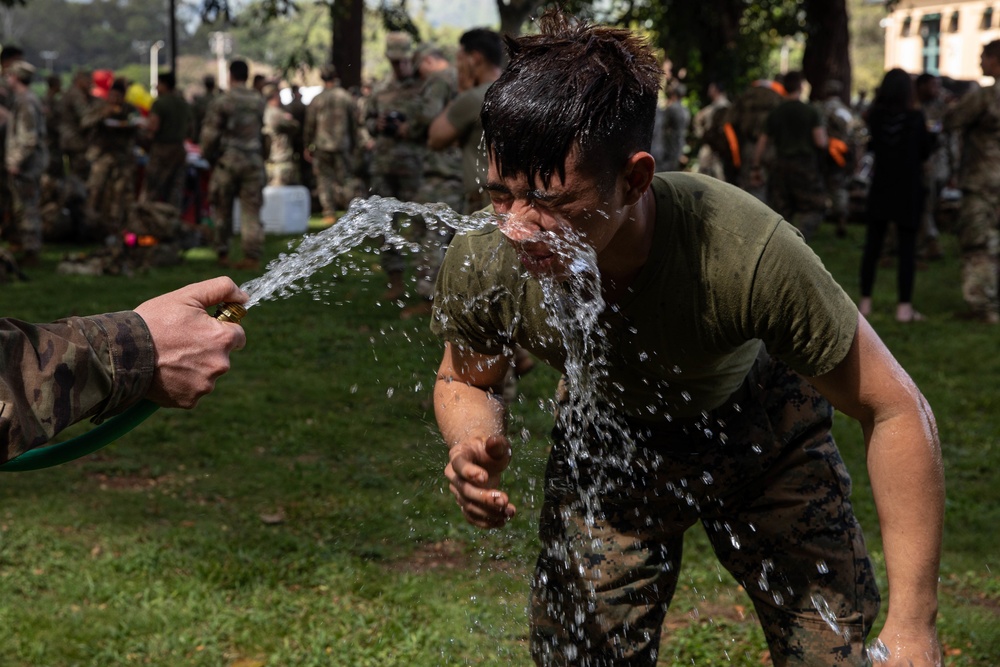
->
xmin=481 ymin=10 xmax=660 ymax=189
xmin=459 ymin=28 xmax=503 ymax=68
xmin=872 ymin=68 xmax=914 ymax=115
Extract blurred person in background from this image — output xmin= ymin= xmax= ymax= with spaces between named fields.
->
xmin=857 ymin=68 xmax=934 ymax=323
xmin=943 ymin=39 xmax=1000 ymax=324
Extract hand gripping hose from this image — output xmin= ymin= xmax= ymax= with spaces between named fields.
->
xmin=0 ymin=303 xmax=247 ymax=472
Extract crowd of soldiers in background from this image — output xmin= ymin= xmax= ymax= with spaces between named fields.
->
xmin=2 ymin=29 xmax=997 ymax=322
xmin=656 ymin=45 xmax=1000 ymax=323
xmin=658 ymin=63 xmax=959 ymax=257
xmin=0 ymin=27 xmax=504 ymax=303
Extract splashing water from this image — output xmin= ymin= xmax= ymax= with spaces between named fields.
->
xmin=811 ymin=594 xmax=892 ymax=663
xmin=238 ymin=195 xmax=498 ymax=308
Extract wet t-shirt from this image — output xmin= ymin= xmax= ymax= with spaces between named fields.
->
xmin=431 ymin=172 xmax=858 ymax=421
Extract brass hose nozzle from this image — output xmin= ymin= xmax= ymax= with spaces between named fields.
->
xmin=214 ymin=302 xmax=248 ymax=324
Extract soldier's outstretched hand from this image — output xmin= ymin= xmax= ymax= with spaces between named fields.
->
xmin=134 ymin=277 xmax=248 ymax=409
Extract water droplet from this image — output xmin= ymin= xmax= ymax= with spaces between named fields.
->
xmin=386 ymin=387 xmax=394 ymax=398
xmin=866 ymin=638 xmax=890 ymax=663
xmin=680 ymin=391 xmax=692 ymax=403
xmin=638 ymin=351 xmax=649 ymax=361
xmin=816 ymin=560 xmax=829 ymax=574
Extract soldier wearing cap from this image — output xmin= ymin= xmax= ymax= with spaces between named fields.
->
xmin=304 ymin=64 xmax=361 ymax=225
xmin=4 ymin=60 xmax=49 ymax=265
xmin=365 ymin=31 xmax=425 ymax=301
xmin=200 ymin=59 xmax=267 ymax=271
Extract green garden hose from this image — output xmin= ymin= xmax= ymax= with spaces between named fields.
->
xmin=0 ymin=302 xmax=247 ymax=473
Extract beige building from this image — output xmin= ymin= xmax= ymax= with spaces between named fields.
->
xmin=884 ymin=0 xmax=1000 ymax=82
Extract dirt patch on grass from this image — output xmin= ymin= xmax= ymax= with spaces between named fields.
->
xmin=386 ymin=539 xmax=472 ymax=573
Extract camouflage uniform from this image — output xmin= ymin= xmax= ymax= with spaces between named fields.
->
xmin=200 ymin=86 xmax=266 ymax=261
xmin=920 ymin=91 xmax=949 ymax=255
xmin=692 ymin=92 xmax=730 ymax=181
xmin=0 ymin=78 xmax=14 ymax=246
xmin=5 ymin=79 xmax=49 ymax=255
xmin=190 ymin=87 xmax=218 ymax=149
xmin=943 ymin=82 xmax=1000 ymax=322
xmin=818 ymin=87 xmax=857 ymax=234
xmin=0 ymin=311 xmax=154 ymax=462
xmin=531 ymin=351 xmax=879 ymax=666
xmin=264 ymin=103 xmax=300 ymax=186
xmin=58 ymin=79 xmax=94 ymax=183
xmin=305 ymin=83 xmax=359 ymax=219
xmin=366 ymin=33 xmax=425 ymax=280
xmin=764 ymin=98 xmax=827 ymax=242
xmin=726 ymin=82 xmax=784 ymax=199
xmin=410 ymin=65 xmax=464 ymax=299
xmin=81 ymin=97 xmax=139 ymax=238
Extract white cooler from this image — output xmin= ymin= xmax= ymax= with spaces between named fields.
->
xmin=233 ymin=185 xmax=310 ymax=235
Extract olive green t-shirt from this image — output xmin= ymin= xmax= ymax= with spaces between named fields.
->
xmin=431 ymin=172 xmax=858 ymax=421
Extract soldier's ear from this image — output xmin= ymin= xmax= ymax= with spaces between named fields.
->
xmin=622 ymin=151 xmax=655 ymax=206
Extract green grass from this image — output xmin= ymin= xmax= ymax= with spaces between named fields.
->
xmin=1 ymin=218 xmax=996 ymax=666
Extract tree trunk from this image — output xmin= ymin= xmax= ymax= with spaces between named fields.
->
xmin=496 ymin=0 xmax=546 ymax=37
xmin=331 ymin=0 xmax=363 ymax=90
xmin=802 ymin=0 xmax=851 ymax=103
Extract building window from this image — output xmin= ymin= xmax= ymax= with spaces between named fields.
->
xmin=949 ymin=10 xmax=960 ymax=32
xmin=902 ymin=15 xmax=912 ymax=36
xmin=921 ymin=14 xmax=942 ymax=75
xmin=983 ymin=7 xmax=994 ymax=30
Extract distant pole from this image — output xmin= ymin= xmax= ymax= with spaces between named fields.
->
xmin=169 ymin=0 xmax=178 ymax=73
xmin=151 ymin=40 xmax=165 ymax=96
xmin=209 ymin=32 xmax=233 ymax=90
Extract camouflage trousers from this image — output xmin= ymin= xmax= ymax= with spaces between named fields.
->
xmin=4 ymin=173 xmax=42 ymax=253
xmin=313 ymin=149 xmax=353 ymax=218
xmin=142 ymin=142 xmax=187 ymax=212
xmin=371 ymin=171 xmax=424 ymax=277
xmin=825 ymin=168 xmax=850 ymax=224
xmin=956 ymin=189 xmax=999 ymax=318
xmin=531 ymin=351 xmax=879 ymax=667
xmin=210 ymin=150 xmax=266 ymax=260
xmin=768 ymin=157 xmax=827 ymax=243
xmin=86 ymin=153 xmax=135 ymax=237
xmin=266 ymin=160 xmax=299 ymax=187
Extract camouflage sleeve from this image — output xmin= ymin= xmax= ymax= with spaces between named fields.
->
xmin=943 ymin=90 xmax=986 ymax=132
xmin=198 ymin=95 xmax=225 ymax=162
xmin=5 ymin=102 xmax=39 ymax=171
xmin=411 ymin=77 xmax=451 ymax=141
xmin=303 ymin=100 xmax=317 ymax=149
xmin=0 ymin=311 xmax=156 ymax=462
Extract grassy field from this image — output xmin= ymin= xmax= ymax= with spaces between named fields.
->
xmin=1 ymin=217 xmax=997 ymax=666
